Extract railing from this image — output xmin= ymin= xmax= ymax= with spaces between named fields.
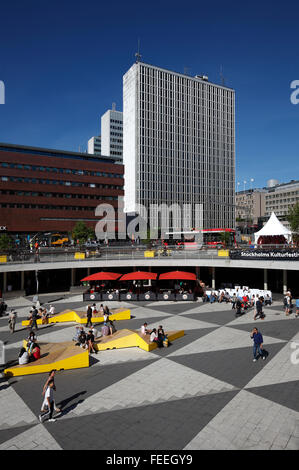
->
xmin=0 ymin=246 xmax=227 ymax=265
xmin=0 ymin=245 xmax=298 ymax=265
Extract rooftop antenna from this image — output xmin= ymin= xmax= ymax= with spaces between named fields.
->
xmin=184 ymin=66 xmax=191 ymax=76
xmin=112 ymin=102 xmax=116 ymax=111
xmin=220 ymin=65 xmax=225 ymax=86
xmin=135 ymin=38 xmax=142 ymax=63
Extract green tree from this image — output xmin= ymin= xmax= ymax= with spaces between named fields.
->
xmin=0 ymin=233 xmax=13 ymax=252
xmin=220 ymin=231 xmax=232 ymax=247
xmin=72 ymin=222 xmax=94 ymax=246
xmin=287 ymin=202 xmax=299 ymax=245
xmin=287 ymin=202 xmax=299 ymax=232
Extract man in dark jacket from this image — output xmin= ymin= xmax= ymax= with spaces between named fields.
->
xmin=86 ymin=305 xmax=93 ymax=327
xmin=254 ymin=297 xmax=264 ymax=320
xmin=251 ymin=328 xmax=266 ymax=362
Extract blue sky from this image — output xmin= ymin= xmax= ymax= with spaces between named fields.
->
xmin=0 ymin=0 xmax=298 ymax=189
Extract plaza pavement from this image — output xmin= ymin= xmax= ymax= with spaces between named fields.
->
xmin=0 ymin=293 xmax=298 ymax=450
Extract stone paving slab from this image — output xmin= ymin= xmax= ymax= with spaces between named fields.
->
xmin=184 ymin=389 xmax=299 ymax=450
xmin=167 ymin=325 xmax=286 ymax=357
xmin=0 ymin=294 xmax=298 ymax=450
xmin=67 ymin=357 xmax=237 ymax=417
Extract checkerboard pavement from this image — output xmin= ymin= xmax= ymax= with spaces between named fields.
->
xmin=0 ymin=294 xmax=299 ymax=450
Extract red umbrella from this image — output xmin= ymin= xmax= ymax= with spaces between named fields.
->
xmin=119 ymin=271 xmax=158 ymax=281
xmin=80 ymin=271 xmax=121 ymax=282
xmin=159 ymin=271 xmax=197 ymax=281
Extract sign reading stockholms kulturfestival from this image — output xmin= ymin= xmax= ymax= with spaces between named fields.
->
xmin=230 ymin=250 xmax=299 ymax=261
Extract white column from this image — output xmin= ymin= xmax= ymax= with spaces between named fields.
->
xmin=3 ymin=272 xmax=7 ymax=294
xmin=283 ymin=270 xmax=287 ymax=295
xmin=71 ymin=268 xmax=75 ymax=287
xmin=21 ymin=271 xmax=25 ymax=291
xmin=263 ymin=269 xmax=268 ymax=290
xmin=211 ymin=267 xmax=215 ymax=290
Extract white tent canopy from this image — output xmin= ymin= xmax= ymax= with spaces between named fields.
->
xmin=254 ymin=212 xmax=292 ymax=244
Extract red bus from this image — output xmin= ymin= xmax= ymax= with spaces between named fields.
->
xmin=166 ymin=229 xmax=237 ymax=249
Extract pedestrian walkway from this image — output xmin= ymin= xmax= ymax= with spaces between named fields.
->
xmin=0 ymin=294 xmax=298 ymax=450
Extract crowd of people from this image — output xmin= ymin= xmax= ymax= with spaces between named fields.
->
xmin=71 ymin=304 xmax=118 ymax=354
xmin=26 ymin=304 xmax=56 ymax=328
xmin=202 ymin=289 xmax=272 ymax=307
xmin=4 ymin=286 xmax=298 ymax=375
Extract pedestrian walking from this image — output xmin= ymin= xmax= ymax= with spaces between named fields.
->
xmin=86 ymin=304 xmax=93 ymax=327
xmin=284 ymin=292 xmax=292 ymax=316
xmin=0 ymin=300 xmax=7 ymax=317
xmin=8 ymin=309 xmax=17 ymax=333
xmin=231 ymin=293 xmax=237 ymax=309
xmin=31 ymin=306 xmax=39 ymax=330
xmin=254 ymin=297 xmax=265 ymax=320
xmin=250 ymin=327 xmax=266 ymax=362
xmin=39 ymin=379 xmax=57 ymax=422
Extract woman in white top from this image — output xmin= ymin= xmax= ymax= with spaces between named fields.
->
xmin=150 ymin=329 xmax=158 ymax=343
xmin=49 ymin=305 xmax=55 ymax=316
xmin=18 ymin=347 xmax=29 ymax=365
xmin=141 ymin=323 xmax=148 ymax=336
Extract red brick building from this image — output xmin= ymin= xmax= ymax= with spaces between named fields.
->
xmin=0 ymin=143 xmax=124 ymax=236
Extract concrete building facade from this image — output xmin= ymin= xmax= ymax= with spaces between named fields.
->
xmin=101 ymin=107 xmax=123 ymax=158
xmin=235 ymin=189 xmax=266 ymax=225
xmin=123 ymin=62 xmax=235 ymax=230
xmin=265 ymin=180 xmax=299 ymax=228
xmin=88 ymin=105 xmax=123 ymax=159
xmin=0 ymin=143 xmax=124 ymax=235
xmin=87 ymin=135 xmax=101 ymax=155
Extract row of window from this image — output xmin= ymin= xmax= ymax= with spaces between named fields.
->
xmin=0 ymin=189 xmax=119 ymax=200
xmin=110 ymin=131 xmax=123 ymax=137
xmin=0 ymin=146 xmax=116 ymax=163
xmin=110 ymin=151 xmax=122 ymax=156
xmin=266 ymin=191 xmax=299 ymax=199
xmin=140 ymin=66 xmax=234 ymax=95
xmin=0 ymin=162 xmax=123 ymax=178
xmin=1 ymin=176 xmax=124 ymax=189
xmin=0 ymin=203 xmax=101 ymax=211
xmin=110 ymin=119 xmax=123 ymax=124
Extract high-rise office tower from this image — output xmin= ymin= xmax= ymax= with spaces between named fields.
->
xmin=101 ymin=104 xmax=123 ymax=158
xmin=123 ymin=62 xmax=235 ymax=230
xmin=87 ymin=135 xmax=101 ymax=155
xmin=88 ymin=104 xmax=123 ymax=159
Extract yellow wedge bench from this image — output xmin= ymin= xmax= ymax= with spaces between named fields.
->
xmin=95 ymin=329 xmax=184 ymax=352
xmin=4 ymin=341 xmax=89 ymax=377
xmin=21 ymin=308 xmax=131 ymax=326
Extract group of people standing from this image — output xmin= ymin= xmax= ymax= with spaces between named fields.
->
xmin=27 ymin=304 xmax=55 ymax=329
xmin=231 ymin=294 xmax=266 ymax=320
xmin=284 ymin=291 xmax=299 ymax=317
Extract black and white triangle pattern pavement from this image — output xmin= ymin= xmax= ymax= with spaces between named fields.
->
xmin=0 ymin=293 xmax=299 ymax=450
